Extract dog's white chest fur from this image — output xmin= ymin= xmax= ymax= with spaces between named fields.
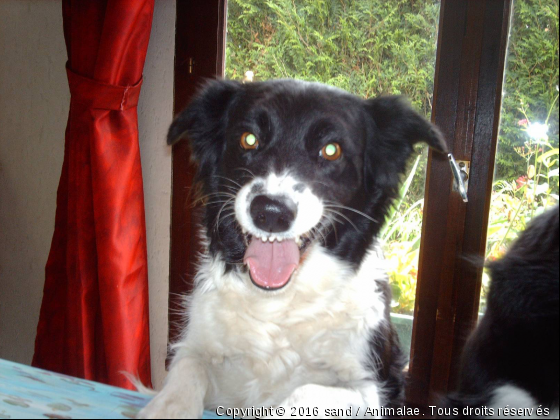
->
xmin=172 ymin=245 xmax=389 ymax=410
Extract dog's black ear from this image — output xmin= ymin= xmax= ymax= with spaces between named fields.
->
xmin=363 ymin=96 xmax=447 ymax=197
xmin=167 ymin=79 xmax=242 ymax=163
xmin=365 ymin=96 xmax=448 ymax=154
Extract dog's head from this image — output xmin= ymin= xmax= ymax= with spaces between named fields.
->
xmin=169 ymin=79 xmax=447 ymax=291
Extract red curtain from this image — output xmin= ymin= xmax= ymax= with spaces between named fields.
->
xmin=33 ymin=0 xmax=154 ymax=390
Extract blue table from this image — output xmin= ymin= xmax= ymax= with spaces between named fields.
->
xmin=0 ymin=359 xmax=219 ymax=419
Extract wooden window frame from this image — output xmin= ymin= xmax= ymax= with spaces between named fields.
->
xmin=168 ymin=0 xmax=228 ymax=353
xmin=408 ymin=0 xmax=512 ymax=407
xmin=168 ymin=0 xmax=512 ymax=408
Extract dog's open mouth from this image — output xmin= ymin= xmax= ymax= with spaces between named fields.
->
xmin=243 ymin=235 xmax=312 ymax=291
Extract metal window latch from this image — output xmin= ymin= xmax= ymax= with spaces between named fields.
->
xmin=188 ymin=57 xmax=195 ymax=74
xmin=448 ymin=153 xmax=470 ymax=203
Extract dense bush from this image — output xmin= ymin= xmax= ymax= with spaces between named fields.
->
xmin=498 ymin=0 xmax=559 ymax=179
xmin=227 ymin=0 xmax=440 ymax=116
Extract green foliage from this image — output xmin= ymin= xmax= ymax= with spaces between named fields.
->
xmin=227 ymin=0 xmax=440 ymax=116
xmin=381 ymin=155 xmax=425 ymax=315
xmin=497 ymin=0 xmax=559 ymax=179
xmin=487 ymin=128 xmax=559 ymax=262
xmin=481 ymin=107 xmax=559 ymax=312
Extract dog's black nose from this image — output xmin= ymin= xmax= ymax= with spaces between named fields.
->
xmin=250 ymin=195 xmax=297 ymax=233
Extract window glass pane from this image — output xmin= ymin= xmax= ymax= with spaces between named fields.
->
xmin=225 ymin=0 xmax=441 ymax=354
xmin=483 ymin=0 xmax=559 ymax=314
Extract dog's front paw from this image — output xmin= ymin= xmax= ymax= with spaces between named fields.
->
xmin=276 ymin=384 xmax=340 ymax=419
xmin=137 ymin=392 xmax=204 ymax=420
xmin=276 ymin=384 xmax=373 ymax=419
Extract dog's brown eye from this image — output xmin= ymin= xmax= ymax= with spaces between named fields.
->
xmin=320 ymin=143 xmax=342 ymax=161
xmin=240 ymin=132 xmax=259 ymax=150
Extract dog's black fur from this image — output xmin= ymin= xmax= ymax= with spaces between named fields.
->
xmin=442 ymin=206 xmax=559 ymax=417
xmin=168 ymin=79 xmax=448 ymax=406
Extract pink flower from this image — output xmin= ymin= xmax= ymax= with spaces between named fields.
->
xmin=516 ymin=175 xmax=528 ymax=190
xmin=518 ymin=119 xmax=529 ymax=127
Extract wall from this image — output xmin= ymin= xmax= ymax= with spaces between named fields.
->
xmin=0 ymin=0 xmax=69 ymax=368
xmin=138 ymin=0 xmax=175 ymax=390
xmin=0 ymin=0 xmax=174 ymax=390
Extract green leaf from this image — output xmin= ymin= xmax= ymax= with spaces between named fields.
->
xmin=538 ymin=148 xmax=559 ymax=163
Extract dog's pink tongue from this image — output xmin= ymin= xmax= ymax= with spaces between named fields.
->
xmin=244 ymin=238 xmax=300 ymax=289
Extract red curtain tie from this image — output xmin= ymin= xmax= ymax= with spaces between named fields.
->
xmin=67 ymin=65 xmax=143 ymax=111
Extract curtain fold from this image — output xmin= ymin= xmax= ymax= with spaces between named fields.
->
xmin=33 ymin=0 xmax=154 ymax=390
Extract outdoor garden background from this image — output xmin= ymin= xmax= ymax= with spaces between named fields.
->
xmin=224 ymin=0 xmax=559 ymax=321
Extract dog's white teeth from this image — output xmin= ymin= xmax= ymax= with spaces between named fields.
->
xmin=296 ymin=236 xmax=302 ymax=246
xmin=253 ymin=234 xmax=290 ymax=243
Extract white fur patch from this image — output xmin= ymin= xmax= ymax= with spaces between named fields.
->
xmin=138 ymin=358 xmax=208 ymax=419
xmin=234 ymin=172 xmax=324 ymax=241
xmin=276 ymin=383 xmax=382 ymax=418
xmin=142 ymin=243 xmax=389 ymax=418
xmin=487 ymin=385 xmax=542 ymax=418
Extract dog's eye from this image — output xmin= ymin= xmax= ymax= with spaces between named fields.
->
xmin=240 ymin=132 xmax=259 ymax=150
xmin=320 ymin=143 xmax=342 ymax=161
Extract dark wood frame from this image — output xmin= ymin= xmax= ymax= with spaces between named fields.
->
xmin=408 ymin=0 xmax=512 ymax=407
xmin=169 ymin=0 xmax=228 ymax=359
xmin=168 ymin=0 xmax=513 ymax=408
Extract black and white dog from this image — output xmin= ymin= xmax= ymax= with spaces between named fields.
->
xmin=140 ymin=79 xmax=447 ymax=418
xmin=442 ymin=206 xmax=559 ymax=418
